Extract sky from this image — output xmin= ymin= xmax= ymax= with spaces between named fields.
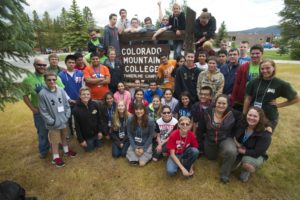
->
xmin=24 ymin=0 xmax=284 ymax=31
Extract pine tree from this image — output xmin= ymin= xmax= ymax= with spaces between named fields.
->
xmin=215 ymin=21 xmax=228 ymax=47
xmin=0 ymin=0 xmax=35 ymax=111
xmin=32 ymin=10 xmax=44 ymax=52
xmin=63 ymin=0 xmax=88 ymax=51
xmin=83 ymin=6 xmax=96 ymax=29
xmin=279 ymin=0 xmax=300 ymax=59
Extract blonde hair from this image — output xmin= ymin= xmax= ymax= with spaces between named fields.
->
xmin=79 ymin=86 xmax=91 ymax=95
xmin=112 ymin=101 xmax=130 ymax=131
xmin=173 ymin=3 xmax=181 ymax=9
xmin=203 ymin=40 xmax=213 ymax=50
xmin=178 ymin=116 xmax=191 ymax=124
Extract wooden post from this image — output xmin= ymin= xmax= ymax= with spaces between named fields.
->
xmin=184 ymin=7 xmax=196 ymax=53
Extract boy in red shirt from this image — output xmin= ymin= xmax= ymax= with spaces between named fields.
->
xmin=166 ymin=116 xmax=199 ymax=176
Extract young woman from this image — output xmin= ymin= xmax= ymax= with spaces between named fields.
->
xmin=243 ymin=59 xmax=300 ymax=129
xmin=153 ymin=105 xmax=178 ymax=161
xmin=73 ymin=87 xmax=103 ymax=152
xmin=234 ymin=107 xmax=272 ymax=182
xmin=126 ymin=103 xmax=155 ymax=166
xmin=147 ymin=95 xmax=162 ymax=121
xmin=197 ymin=56 xmax=224 ymax=99
xmin=198 ymin=94 xmax=243 ymax=183
xmin=166 ymin=116 xmax=199 ymax=176
xmin=173 ymin=91 xmax=193 ymax=119
xmin=110 ymin=101 xmax=131 ymax=158
xmin=99 ymin=92 xmax=116 ymax=139
xmin=161 ymin=88 xmax=178 ymax=113
xmin=113 ymin=82 xmax=131 ymax=109
xmin=128 ymin=89 xmax=149 ymax=114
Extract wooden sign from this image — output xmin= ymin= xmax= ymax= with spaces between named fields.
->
xmin=121 ymin=44 xmax=170 ymax=82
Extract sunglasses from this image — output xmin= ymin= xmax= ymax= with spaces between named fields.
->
xmin=36 ymin=64 xmax=47 ymax=67
xmin=46 ymin=79 xmax=57 ymax=82
xmin=162 ymin=111 xmax=171 ymax=115
xmin=180 ymin=122 xmax=190 ymax=126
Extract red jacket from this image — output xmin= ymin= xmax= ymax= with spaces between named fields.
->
xmin=230 ymin=62 xmax=250 ymax=105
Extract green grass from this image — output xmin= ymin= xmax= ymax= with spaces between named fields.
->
xmin=0 ymin=63 xmax=300 ymax=199
xmin=263 ymin=50 xmax=291 ymax=60
xmin=59 ymin=54 xmax=67 ymax=61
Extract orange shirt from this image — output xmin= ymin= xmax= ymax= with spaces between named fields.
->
xmin=157 ymin=60 xmax=177 ymax=89
xmin=84 ymin=65 xmax=111 ymax=100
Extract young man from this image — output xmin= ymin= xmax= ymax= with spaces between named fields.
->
xmin=141 ymin=17 xmax=156 ymax=32
xmin=103 ymin=13 xmax=120 ymax=56
xmin=84 ymin=52 xmax=111 ymax=102
xmin=144 ymin=81 xmax=163 ymax=103
xmin=217 ymin=49 xmax=228 ymax=69
xmin=195 ymin=51 xmax=208 ymax=71
xmin=38 ymin=72 xmax=76 ymax=167
xmin=74 ymin=52 xmax=87 ymax=71
xmin=58 ymin=55 xmax=84 ymax=136
xmin=231 ymin=44 xmax=264 ymax=111
xmin=220 ymin=48 xmax=240 ymax=95
xmin=157 ymin=53 xmax=177 ymax=89
xmin=23 ymin=57 xmax=64 ymax=159
xmin=174 ymin=51 xmax=201 ymax=104
xmin=87 ymin=29 xmax=102 ymax=53
xmin=238 ymin=41 xmax=251 ymax=65
xmin=166 ymin=116 xmax=199 ymax=176
xmin=47 ymin=53 xmax=64 ymax=75
xmin=117 ymin=8 xmax=131 ymax=34
xmin=84 ymin=45 xmax=108 ymax=65
xmin=220 ymin=39 xmax=228 ymax=53
xmin=124 ymin=18 xmax=142 ymax=33
xmin=192 ymin=86 xmax=213 ymax=152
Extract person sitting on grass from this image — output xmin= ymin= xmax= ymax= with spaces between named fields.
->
xmin=147 ymin=95 xmax=162 ymax=121
xmin=128 ymin=89 xmax=149 ymax=113
xmin=234 ymin=107 xmax=272 ymax=182
xmin=166 ymin=116 xmax=199 ymax=177
xmin=113 ymin=82 xmax=131 ymax=109
xmin=38 ymin=72 xmax=76 ymax=167
xmin=110 ymin=101 xmax=131 ymax=158
xmin=126 ymin=103 xmax=155 ymax=166
xmin=153 ymin=105 xmax=178 ymax=161
xmin=99 ymin=92 xmax=116 ymax=140
xmin=73 ymin=87 xmax=103 ymax=152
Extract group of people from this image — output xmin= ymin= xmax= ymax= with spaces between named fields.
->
xmin=21 ymin=3 xmax=300 ymax=184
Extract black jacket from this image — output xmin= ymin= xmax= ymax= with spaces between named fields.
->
xmin=169 ymin=12 xmax=186 ymax=32
xmin=103 ymin=59 xmax=123 ymax=93
xmin=73 ymin=100 xmax=102 ymax=143
xmin=236 ymin=130 xmax=272 ymax=158
xmin=198 ymin=107 xmax=244 ymax=144
xmin=99 ymin=102 xmax=116 ymax=135
xmin=87 ymin=37 xmax=102 ymax=53
xmin=110 ymin=117 xmax=129 ymax=146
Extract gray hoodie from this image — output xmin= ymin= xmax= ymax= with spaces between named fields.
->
xmin=38 ymin=86 xmax=70 ymax=130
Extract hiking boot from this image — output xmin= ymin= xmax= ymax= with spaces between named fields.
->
xmin=129 ymin=161 xmax=139 ymax=165
xmin=52 ymin=158 xmax=65 ymax=168
xmin=240 ymin=170 xmax=250 ymax=182
xmin=65 ymin=149 xmax=77 ymax=157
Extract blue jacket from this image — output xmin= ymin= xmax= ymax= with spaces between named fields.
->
xmin=58 ymin=70 xmax=83 ymax=101
xmin=144 ymin=88 xmax=163 ymax=103
xmin=220 ymin=63 xmax=240 ymax=95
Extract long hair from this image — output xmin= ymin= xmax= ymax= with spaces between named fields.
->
xmin=151 ymin=94 xmax=162 ymax=118
xmin=178 ymin=91 xmax=192 ymax=109
xmin=103 ymin=91 xmax=114 ymax=107
xmin=112 ymin=100 xmax=130 ymax=131
xmin=131 ymin=102 xmax=148 ymax=131
xmin=247 ymin=107 xmax=270 ymax=132
xmin=259 ymin=59 xmax=276 ymax=79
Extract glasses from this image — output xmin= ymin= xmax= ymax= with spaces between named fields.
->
xmin=36 ymin=63 xmax=47 ymax=67
xmin=46 ymin=79 xmax=57 ymax=82
xmin=180 ymin=122 xmax=190 ymax=127
xmin=162 ymin=112 xmax=171 ymax=115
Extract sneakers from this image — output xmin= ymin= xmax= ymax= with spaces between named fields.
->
xmin=129 ymin=161 xmax=139 ymax=165
xmin=52 ymin=158 xmax=65 ymax=168
xmin=240 ymin=171 xmax=251 ymax=182
xmin=220 ymin=176 xmax=229 ymax=184
xmin=64 ymin=149 xmax=77 ymax=157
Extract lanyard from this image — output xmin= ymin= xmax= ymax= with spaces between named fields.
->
xmin=107 ymin=105 xmax=114 ymax=121
xmin=254 ymin=79 xmax=273 ymax=104
xmin=93 ymin=65 xmax=101 ymax=76
xmin=242 ymin=130 xmax=252 ymax=144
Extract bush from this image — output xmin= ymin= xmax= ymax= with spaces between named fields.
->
xmin=290 ymin=40 xmax=300 ymax=60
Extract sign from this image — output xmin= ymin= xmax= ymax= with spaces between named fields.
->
xmin=121 ymin=44 xmax=170 ymax=82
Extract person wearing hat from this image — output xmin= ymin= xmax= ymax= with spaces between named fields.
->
xmin=84 ymin=44 xmax=108 ymax=65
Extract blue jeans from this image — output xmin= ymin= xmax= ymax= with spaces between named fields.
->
xmin=173 ymin=40 xmax=183 ymax=59
xmin=85 ymin=136 xmax=103 ymax=152
xmin=166 ymin=147 xmax=199 ymax=176
xmin=33 ymin=113 xmax=50 ymax=156
xmin=112 ymin=141 xmax=130 ymax=158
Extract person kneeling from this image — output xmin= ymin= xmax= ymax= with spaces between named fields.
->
xmin=166 ymin=116 xmax=199 ymax=177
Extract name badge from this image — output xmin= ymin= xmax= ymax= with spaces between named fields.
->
xmin=119 ymin=132 xmax=125 ymax=139
xmin=57 ymin=106 xmax=64 ymax=112
xmin=134 ymin=137 xmax=142 ymax=143
xmin=254 ymin=101 xmax=262 ymax=108
xmin=108 ymin=121 xmax=112 ymax=127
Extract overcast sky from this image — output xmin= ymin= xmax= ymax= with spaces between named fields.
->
xmin=24 ymin=0 xmax=284 ymax=31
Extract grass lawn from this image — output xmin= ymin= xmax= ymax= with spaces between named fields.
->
xmin=1 ymin=64 xmax=300 ymax=199
xmin=263 ymin=50 xmax=291 ymax=60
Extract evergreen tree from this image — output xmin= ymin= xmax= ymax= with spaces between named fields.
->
xmin=215 ymin=21 xmax=228 ymax=47
xmin=83 ymin=6 xmax=96 ymax=29
xmin=279 ymin=0 xmax=300 ymax=59
xmin=41 ymin=11 xmax=54 ymax=49
xmin=0 ymin=0 xmax=35 ymax=111
xmin=32 ymin=10 xmax=44 ymax=51
xmin=63 ymin=0 xmax=88 ymax=51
